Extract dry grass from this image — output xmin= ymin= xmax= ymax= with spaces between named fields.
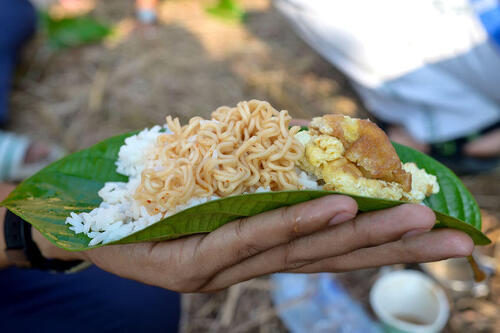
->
xmin=11 ymin=0 xmax=363 ymax=151
xmin=8 ymin=1 xmax=500 ymax=332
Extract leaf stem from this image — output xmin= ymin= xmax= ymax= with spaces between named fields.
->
xmin=467 ymin=255 xmax=487 ymax=282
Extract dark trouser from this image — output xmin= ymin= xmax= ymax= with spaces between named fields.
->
xmin=0 ymin=1 xmax=181 ymax=330
xmin=0 ymin=265 xmax=181 ymax=332
xmin=0 ymin=0 xmax=37 ymax=125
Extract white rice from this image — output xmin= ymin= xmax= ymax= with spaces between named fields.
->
xmin=65 ymin=126 xmax=323 ymax=246
xmin=297 ymin=169 xmax=322 ymax=190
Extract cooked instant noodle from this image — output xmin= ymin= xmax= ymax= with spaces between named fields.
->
xmin=135 ymin=100 xmax=304 ymax=214
xmin=65 ymin=100 xmax=439 ymax=246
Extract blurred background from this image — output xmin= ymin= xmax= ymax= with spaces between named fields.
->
xmin=4 ymin=0 xmax=500 ymax=332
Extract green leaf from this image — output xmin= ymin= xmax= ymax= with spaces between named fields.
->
xmin=38 ymin=11 xmax=111 ymax=49
xmin=393 ymin=142 xmax=488 ymax=245
xmin=206 ymin=0 xmax=246 ymax=23
xmin=1 ymin=132 xmax=490 ymax=251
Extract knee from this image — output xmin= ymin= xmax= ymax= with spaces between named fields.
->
xmin=0 ymin=0 xmax=37 ymax=50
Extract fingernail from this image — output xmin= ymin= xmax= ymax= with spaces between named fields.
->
xmin=328 ymin=212 xmax=355 ymax=226
xmin=401 ymin=228 xmax=428 ymax=239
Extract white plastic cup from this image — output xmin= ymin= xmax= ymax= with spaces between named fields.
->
xmin=370 ymin=270 xmax=450 ymax=333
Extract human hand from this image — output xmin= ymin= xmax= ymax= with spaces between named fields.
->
xmin=70 ymin=195 xmax=473 ymax=292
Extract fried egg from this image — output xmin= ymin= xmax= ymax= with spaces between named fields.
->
xmin=295 ymin=115 xmax=439 ymax=202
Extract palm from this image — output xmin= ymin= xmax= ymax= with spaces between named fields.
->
xmin=84 ymin=195 xmax=473 ymax=292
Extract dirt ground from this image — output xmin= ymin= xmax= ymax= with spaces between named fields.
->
xmin=9 ymin=1 xmax=500 ymax=332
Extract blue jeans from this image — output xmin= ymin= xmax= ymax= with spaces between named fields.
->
xmin=0 ymin=0 xmax=37 ymax=125
xmin=0 ymin=265 xmax=181 ymax=332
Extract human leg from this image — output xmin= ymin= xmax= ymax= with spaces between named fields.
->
xmin=0 ymin=0 xmax=37 ymax=124
xmin=0 ymin=265 xmax=181 ymax=333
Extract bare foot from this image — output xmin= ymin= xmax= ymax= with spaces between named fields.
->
xmin=24 ymin=143 xmax=51 ymax=164
xmin=386 ymin=126 xmax=430 ymax=154
xmin=464 ymin=129 xmax=500 ymax=158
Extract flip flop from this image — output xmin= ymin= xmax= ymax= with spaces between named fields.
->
xmin=0 ymin=131 xmax=65 ymax=182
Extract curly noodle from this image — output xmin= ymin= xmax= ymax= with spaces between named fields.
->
xmin=134 ymin=100 xmax=304 ymax=214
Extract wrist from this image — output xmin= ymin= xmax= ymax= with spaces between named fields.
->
xmin=0 ymin=208 xmax=10 ymax=269
xmin=4 ymin=209 xmax=89 ymax=272
xmin=32 ymin=228 xmax=88 ymax=262
xmin=1 ymin=182 xmax=89 ymax=271
xmin=0 ymin=184 xmax=18 ymax=269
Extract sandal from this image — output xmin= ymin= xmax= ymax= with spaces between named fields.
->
xmin=0 ymin=131 xmax=65 ymax=182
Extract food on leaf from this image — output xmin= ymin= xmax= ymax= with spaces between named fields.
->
xmin=2 ymin=100 xmax=488 ymax=249
xmin=64 ymin=100 xmax=438 ymax=246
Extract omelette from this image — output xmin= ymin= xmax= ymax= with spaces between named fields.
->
xmin=295 ymin=115 xmax=439 ymax=202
